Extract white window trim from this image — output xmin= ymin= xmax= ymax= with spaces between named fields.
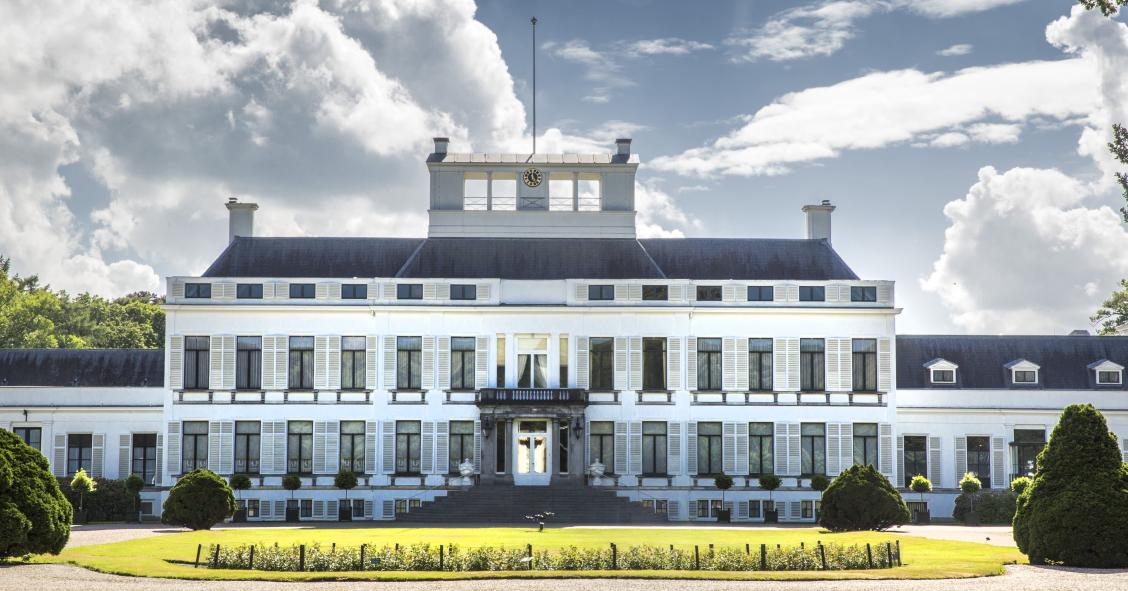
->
xmin=1088 ymin=359 xmax=1124 ymax=385
xmin=1005 ymin=359 xmax=1040 ymax=385
xmin=1097 ymin=369 xmax=1123 ymax=385
xmin=923 ymin=358 xmax=958 ymax=384
xmin=929 ymin=368 xmax=957 ymax=384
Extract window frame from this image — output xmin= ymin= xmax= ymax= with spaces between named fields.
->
xmin=395 ymin=420 xmax=422 ymax=475
xmin=852 ymin=423 xmax=878 ymax=467
xmin=696 ymin=422 xmax=723 ymax=477
xmin=339 ymin=420 xmax=366 ymax=473
xmin=236 ymin=336 xmax=262 ymax=390
xmin=288 ymin=283 xmax=315 ymax=299
xmin=396 ymin=336 xmax=423 ymax=390
xmin=287 ymin=420 xmax=314 ymax=475
xmin=852 ymin=338 xmax=878 ymax=392
xmin=696 ymin=337 xmax=723 ymax=391
xmin=800 ymin=422 xmax=826 ymax=476
xmin=930 ymin=368 xmax=956 ymax=384
xmin=181 ymin=422 xmax=209 ymax=474
xmin=695 ymin=285 xmax=722 ymax=302
xmin=1012 ymin=369 xmax=1038 ymax=384
xmin=850 ymin=286 xmax=877 ymax=302
xmin=67 ymin=433 xmax=94 ymax=476
xmin=340 ymin=336 xmax=366 ymax=391
xmin=234 ymin=421 xmax=261 ymax=475
xmin=588 ymin=284 xmax=614 ymax=301
xmin=966 ymin=435 xmax=992 ymax=489
xmin=288 ymin=336 xmax=315 ymax=390
xmin=131 ymin=433 xmax=157 ymax=485
xmin=184 ymin=282 xmax=211 ymax=299
xmin=748 ymin=338 xmax=773 ymax=391
xmin=799 ymin=286 xmax=825 ymax=302
xmin=1097 ymin=369 xmax=1122 ymax=385
xmin=589 ymin=421 xmax=615 ymax=470
xmin=747 ymin=285 xmax=774 ymax=302
xmin=14 ymin=426 xmax=41 ymax=451
xmin=448 ymin=421 xmax=475 ymax=474
xmin=800 ymin=338 xmax=825 ymax=392
xmin=450 ymin=284 xmax=477 ymax=300
xmin=450 ymin=337 xmax=476 ymax=390
xmin=641 ymin=421 xmax=667 ymax=476
xmin=902 ymin=435 xmax=928 ymax=488
xmin=236 ymin=283 xmax=263 ymax=299
xmin=341 ymin=283 xmax=367 ymax=300
xmin=748 ymin=422 xmax=774 ymax=476
xmin=589 ymin=337 xmax=615 ymax=391
xmin=642 ymin=337 xmax=667 ymax=391
xmin=642 ymin=285 xmax=668 ymax=301
xmin=396 ymin=284 xmax=423 ymax=300
xmin=183 ymin=336 xmax=210 ymax=390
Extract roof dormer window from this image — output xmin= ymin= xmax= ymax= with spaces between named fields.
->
xmin=1005 ymin=359 xmax=1040 ymax=385
xmin=923 ymin=358 xmax=958 ymax=384
xmin=1088 ymin=359 xmax=1124 ymax=385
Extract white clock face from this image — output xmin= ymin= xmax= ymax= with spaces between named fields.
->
xmin=522 ymin=168 xmax=543 ymax=188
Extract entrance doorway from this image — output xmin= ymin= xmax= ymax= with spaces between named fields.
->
xmin=513 ymin=419 xmax=551 ymax=485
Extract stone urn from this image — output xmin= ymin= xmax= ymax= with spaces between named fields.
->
xmin=456 ymin=459 xmax=475 ymax=485
xmin=588 ymin=460 xmax=608 ymax=485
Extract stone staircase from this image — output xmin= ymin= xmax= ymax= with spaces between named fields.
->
xmin=395 ymin=483 xmax=669 ymax=524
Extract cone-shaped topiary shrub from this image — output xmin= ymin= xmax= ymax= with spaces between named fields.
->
xmin=0 ymin=429 xmax=71 ymax=557
xmin=1013 ymin=404 xmax=1128 ymax=567
xmin=161 ymin=469 xmax=235 ymax=531
xmin=818 ymin=464 xmax=909 ymax=532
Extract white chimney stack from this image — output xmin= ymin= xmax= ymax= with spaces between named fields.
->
xmin=616 ymin=138 xmax=632 ymax=156
xmin=802 ymin=200 xmax=835 ymax=244
xmin=225 ymin=197 xmax=258 ymax=243
xmin=433 ymin=137 xmax=449 ymax=155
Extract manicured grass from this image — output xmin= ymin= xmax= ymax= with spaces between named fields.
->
xmin=41 ymin=526 xmax=1025 ymax=581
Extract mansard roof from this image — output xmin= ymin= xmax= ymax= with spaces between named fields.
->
xmin=0 ymin=349 xmax=164 ymax=387
xmin=202 ymin=236 xmax=858 ymax=281
xmin=896 ymin=335 xmax=1128 ymax=390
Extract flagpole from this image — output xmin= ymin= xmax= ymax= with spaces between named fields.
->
xmin=531 ymin=16 xmax=537 ymax=154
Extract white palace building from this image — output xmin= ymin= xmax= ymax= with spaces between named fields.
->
xmin=3 ymin=138 xmax=1128 ymax=523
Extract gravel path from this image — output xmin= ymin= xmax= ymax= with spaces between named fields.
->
xmin=1 ymin=564 xmax=1126 ymax=591
xmin=66 ymin=524 xmax=187 ymax=549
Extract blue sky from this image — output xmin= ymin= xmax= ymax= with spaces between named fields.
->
xmin=1 ymin=0 xmax=1126 ymax=335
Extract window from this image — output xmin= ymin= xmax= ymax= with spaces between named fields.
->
xmin=1013 ymin=370 xmax=1037 ymax=384
xmin=589 ymin=337 xmax=614 ymax=391
xmin=696 ymin=499 xmax=723 ymax=519
xmin=1097 ymin=370 xmax=1122 ymax=385
xmin=931 ymin=368 xmax=956 ymax=384
xmin=288 ymin=336 xmax=314 ymax=390
xmin=340 ymin=421 xmax=365 ymax=473
xmin=236 ymin=336 xmax=261 ymax=390
xmin=588 ymin=284 xmax=614 ymax=300
xmin=397 ymin=336 xmax=422 ymax=389
xmin=396 ymin=421 xmax=422 ymax=474
xmin=246 ymin=499 xmax=260 ymax=518
xmin=495 ymin=419 xmax=507 ymax=473
xmin=463 ymin=172 xmax=488 ymax=210
xmin=491 ymin=172 xmax=517 ymax=211
xmin=853 ymin=423 xmax=878 ymax=467
xmin=184 ymin=336 xmax=210 ymax=390
xmin=341 ymin=336 xmax=366 ymax=390
xmin=559 ymin=421 xmax=569 ymax=473
xmin=966 ymin=436 xmax=991 ymax=489
xmin=450 ymin=284 xmax=476 ymax=300
xmin=800 ymin=338 xmax=825 ymax=392
xmin=234 ymin=421 xmax=260 ymax=474
xmin=181 ymin=422 xmax=208 ymax=473
xmin=799 ymin=286 xmax=825 ymax=301
xmin=496 ymin=335 xmax=506 ymax=387
xmin=131 ymin=433 xmax=157 ymax=485
xmin=14 ymin=426 xmax=41 ymax=451
xmin=747 ymin=285 xmax=774 ymax=302
xmin=287 ymin=421 xmax=313 ymax=474
xmin=289 ymin=283 xmax=315 ymax=299
xmin=451 ymin=337 xmax=476 ymax=390
xmin=748 ymin=500 xmax=762 ymax=519
xmin=397 ymin=284 xmax=423 ymax=300
xmin=300 ymin=499 xmax=313 ymax=518
xmin=748 ymin=339 xmax=773 ymax=391
xmin=184 ymin=283 xmax=211 ymax=298
xmin=697 ymin=338 xmax=723 ymax=391
xmin=1013 ymin=429 xmax=1045 ymax=478
xmin=851 ymin=286 xmax=877 ymax=302
xmin=642 ymin=337 xmax=667 ymax=390
xmin=549 ymin=173 xmax=575 ymax=211
xmin=449 ymin=421 xmax=474 ymax=473
xmin=577 ymin=173 xmax=601 ymax=211
xmin=642 ymin=285 xmax=668 ymax=301
xmin=903 ymin=436 xmax=927 ymax=488
xmin=589 ymin=421 xmax=614 ymax=468
xmin=67 ymin=434 xmax=93 ymax=476
xmin=341 ymin=284 xmax=367 ymax=299
xmin=749 ymin=422 xmax=774 ymax=476
xmin=696 ymin=285 xmax=722 ymax=301
xmin=852 ymin=339 xmax=878 ymax=392
xmin=516 ymin=335 xmax=548 ymax=388
xmin=800 ymin=423 xmax=826 ymax=476
xmin=642 ymin=422 xmax=667 ymax=475
xmin=559 ymin=335 xmax=569 ymax=388
xmin=697 ymin=422 xmax=722 ymax=476
xmin=237 ymin=283 xmax=263 ymax=299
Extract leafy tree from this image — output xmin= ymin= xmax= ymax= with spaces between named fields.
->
xmin=161 ymin=469 xmax=236 ymax=530
xmin=229 ymin=474 xmax=252 ymax=501
xmin=1079 ymin=0 xmax=1128 ymax=17
xmin=809 ymin=474 xmax=830 ymax=492
xmin=1010 ymin=476 xmax=1032 ymax=496
xmin=0 ymin=429 xmax=71 ymax=557
xmin=959 ymin=472 xmax=982 ymax=494
xmin=1092 ymin=279 xmax=1128 ymax=335
xmin=124 ymin=474 xmax=145 ymax=516
xmin=818 ymin=464 xmax=910 ymax=532
xmin=334 ymin=470 xmax=358 ymax=502
xmin=758 ymin=474 xmax=781 ymax=509
xmin=910 ymin=475 xmax=932 ymax=503
xmin=70 ymin=469 xmax=96 ymax=514
xmin=1013 ymin=404 xmax=1128 ymax=567
xmin=282 ymin=474 xmax=302 ymax=498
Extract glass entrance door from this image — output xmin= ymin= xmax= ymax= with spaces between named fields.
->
xmin=513 ymin=419 xmax=551 ymax=485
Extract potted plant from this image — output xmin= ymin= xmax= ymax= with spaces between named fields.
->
xmin=759 ymin=474 xmax=782 ymax=523
xmin=714 ymin=473 xmax=734 ymax=522
xmin=230 ymin=474 xmax=252 ymax=522
xmin=282 ymin=474 xmax=302 ymax=522
xmin=70 ymin=468 xmax=96 ymax=524
xmin=335 ymin=469 xmax=358 ymax=521
xmin=124 ymin=474 xmax=145 ymax=523
xmin=909 ymin=475 xmax=932 ymax=523
xmin=958 ymin=472 xmax=982 ymax=525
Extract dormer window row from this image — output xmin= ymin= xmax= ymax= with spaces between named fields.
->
xmin=924 ymin=357 xmax=1126 ymax=387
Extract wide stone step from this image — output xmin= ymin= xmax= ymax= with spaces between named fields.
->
xmin=394 ymin=485 xmax=667 ymax=524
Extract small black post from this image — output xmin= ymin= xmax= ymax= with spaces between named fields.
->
xmin=708 ymin=543 xmax=714 ymax=558
xmin=194 ymin=544 xmax=202 ymax=568
xmin=332 ymin=542 xmax=336 ymax=553
xmin=395 ymin=543 xmax=399 ymax=554
xmin=611 ymin=543 xmax=617 ymax=570
xmin=439 ymin=544 xmax=445 ymax=570
xmin=895 ymin=540 xmax=902 ymax=566
xmin=249 ymin=545 xmax=255 ymax=570
xmin=799 ymin=541 xmax=805 ymax=569
xmin=669 ymin=544 xmax=674 ymax=553
xmin=866 ymin=543 xmax=873 ymax=569
xmin=300 ymin=544 xmax=306 ymax=571
xmin=886 ymin=542 xmax=894 ymax=568
xmin=760 ymin=544 xmax=767 ymax=570
xmin=745 ymin=543 xmax=750 ymax=555
xmin=694 ymin=545 xmax=700 ymax=570
xmin=818 ymin=542 xmax=827 ymax=570
xmin=212 ymin=544 xmax=221 ymax=568
xmin=526 ymin=544 xmax=533 ymax=570
xmin=360 ymin=544 xmax=367 ymax=570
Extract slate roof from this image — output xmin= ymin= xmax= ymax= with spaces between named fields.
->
xmin=0 ymin=349 xmax=163 ymax=387
xmin=202 ymin=237 xmax=858 ymax=281
xmin=896 ymin=335 xmax=1128 ymax=390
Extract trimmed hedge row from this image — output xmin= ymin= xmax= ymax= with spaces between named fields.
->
xmin=56 ymin=477 xmax=138 ymax=522
xmin=206 ymin=542 xmax=897 ymax=572
xmin=952 ymin=491 xmax=1017 ymax=525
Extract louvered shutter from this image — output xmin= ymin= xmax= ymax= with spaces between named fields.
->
xmin=221 ymin=422 xmax=233 ymax=474
xmin=473 ymin=420 xmax=482 ymax=472
xmin=422 ymin=337 xmax=436 ymax=390
xmin=686 ymin=337 xmax=698 ymax=390
xmin=382 ymin=500 xmax=395 ymax=519
xmin=91 ymin=433 xmax=105 ymax=478
xmin=274 ymin=337 xmax=288 ymax=390
xmin=687 ymin=422 xmax=698 ymax=475
xmin=628 ymin=337 xmax=642 ymax=390
xmin=737 ymin=500 xmax=748 ymax=519
xmin=154 ymin=433 xmax=163 ymax=485
xmin=274 ymin=500 xmax=285 ymax=518
xmin=437 ymin=337 xmax=451 ymax=390
xmin=879 ymin=424 xmax=894 ymax=478
xmin=421 ymin=421 xmax=435 ymax=473
xmin=1122 ymin=438 xmax=1128 ymax=464
xmin=722 ymin=337 xmax=737 ymax=391
xmin=613 ymin=337 xmax=628 ymax=390
xmin=614 ymin=284 xmax=627 ymax=301
xmin=119 ymin=434 xmax=132 ymax=479
xmin=723 ymin=423 xmax=737 ymax=474
xmin=788 ymin=423 xmax=801 ymax=475
xmin=775 ymin=283 xmax=797 ymax=302
xmin=897 ymin=436 xmax=905 ymax=487
xmin=364 ymin=500 xmax=374 ymax=519
xmin=877 ymin=284 xmax=892 ymax=304
xmin=381 ymin=283 xmax=396 ymax=299
xmin=216 ymin=281 xmax=235 ymax=299
xmin=271 ymin=421 xmax=287 ymax=474
xmin=826 ymin=338 xmax=852 ymax=391
xmin=383 ymin=336 xmax=397 ymax=390
xmin=826 ymin=424 xmax=841 ymax=476
xmin=928 ymin=436 xmax=943 ymax=487
xmin=53 ymin=434 xmax=66 ymax=476
xmin=954 ymin=436 xmax=967 ymax=485
xmin=221 ymin=336 xmax=235 ymax=390
xmin=167 ymin=422 xmax=181 ymax=476
xmin=629 ymin=422 xmax=642 ymax=474
xmin=327 ymin=500 xmax=338 ymax=520
xmin=314 ymin=422 xmax=328 ymax=473
xmin=774 ymin=338 xmax=799 ymax=391
xmin=209 ymin=422 xmax=222 ymax=472
xmin=476 ymin=283 xmax=491 ymax=301
xmin=667 ymin=337 xmax=682 ymax=390
xmin=169 ymin=335 xmax=184 ymax=389
xmin=382 ymin=422 xmax=395 ymax=474
xmin=628 ymin=284 xmax=642 ymax=301
xmin=170 ymin=279 xmax=185 ymax=299
xmin=840 ymin=423 xmax=853 ymax=471
xmin=433 ymin=282 xmax=446 ymax=299
xmin=774 ymin=423 xmax=789 ymax=476
xmin=878 ymin=338 xmax=892 ymax=392
xmin=722 ymin=284 xmax=739 ymax=302
xmin=667 ymin=500 xmax=681 ymax=521
xmin=574 ymin=283 xmax=588 ymax=302
xmin=669 ymin=284 xmax=686 ymax=302
xmin=436 ymin=422 xmax=449 ymax=475
xmin=261 ymin=336 xmax=276 ymax=390
xmin=668 ymin=422 xmax=682 ymax=475
xmin=209 ymin=336 xmax=223 ymax=390
xmin=365 ymin=421 xmax=378 ymax=474
xmin=365 ymin=336 xmax=378 ymax=390
xmin=423 ymin=283 xmax=437 ymax=300
xmin=735 ymin=338 xmax=749 ymax=391
xmin=614 ymin=422 xmax=627 ymax=475
xmin=260 ymin=422 xmax=274 ymax=475
xmin=475 ymin=336 xmax=489 ymax=388
xmin=575 ymin=337 xmax=590 ymax=389
xmin=313 ymin=500 xmax=325 ymax=519
xmin=991 ymin=436 xmax=1005 ymax=489
xmin=736 ymin=423 xmax=749 ymax=475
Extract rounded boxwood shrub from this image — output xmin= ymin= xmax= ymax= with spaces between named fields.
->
xmin=1013 ymin=404 xmax=1128 ymax=567
xmin=0 ymin=428 xmax=71 ymax=557
xmin=959 ymin=472 xmax=982 ymax=494
xmin=335 ymin=470 xmax=358 ymax=500
xmin=809 ymin=474 xmax=830 ymax=492
xmin=818 ymin=464 xmax=909 ymax=532
xmin=161 ymin=469 xmax=236 ymax=530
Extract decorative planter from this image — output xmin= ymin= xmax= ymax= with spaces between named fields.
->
xmin=715 ymin=509 xmax=731 ymax=523
xmin=763 ymin=509 xmax=779 ymax=523
xmin=339 ymin=506 xmax=353 ymax=521
xmin=285 ymin=508 xmax=300 ymax=523
xmin=912 ymin=509 xmax=931 ymax=524
xmin=233 ymin=508 xmax=248 ymax=523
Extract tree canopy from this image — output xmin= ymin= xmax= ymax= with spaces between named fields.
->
xmin=0 ymin=256 xmax=164 ymax=349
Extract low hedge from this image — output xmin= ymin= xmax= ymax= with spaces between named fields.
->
xmin=952 ymin=491 xmax=1016 ymax=525
xmin=206 ymin=542 xmax=899 ymax=572
xmin=56 ymin=477 xmax=138 ymax=522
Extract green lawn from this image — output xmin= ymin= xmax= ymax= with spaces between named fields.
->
xmin=41 ymin=526 xmax=1025 ymax=581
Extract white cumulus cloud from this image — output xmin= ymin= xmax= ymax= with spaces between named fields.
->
xmin=937 ymin=43 xmax=974 ymax=56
